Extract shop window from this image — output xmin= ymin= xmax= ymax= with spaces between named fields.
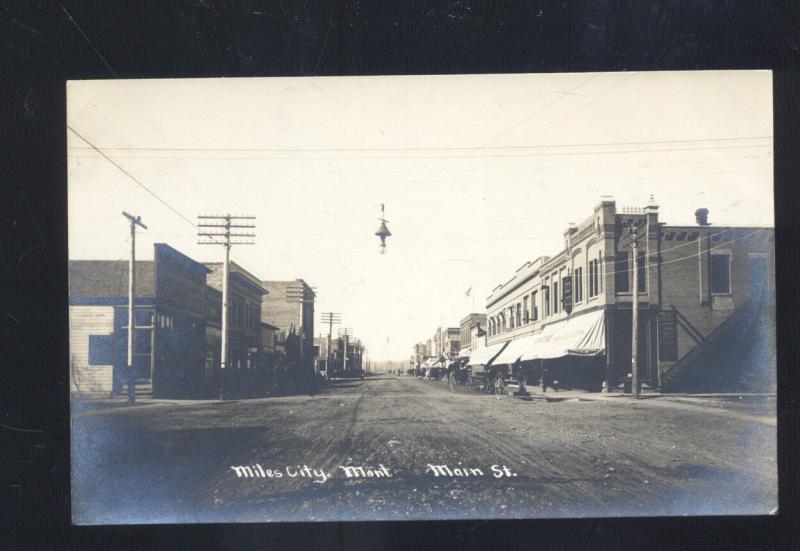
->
xmin=88 ymin=335 xmax=113 ymax=365
xmin=134 ymin=330 xmax=152 ymax=355
xmin=711 ymin=253 xmax=732 ymax=294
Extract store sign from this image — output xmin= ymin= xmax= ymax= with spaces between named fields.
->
xmin=562 ymin=275 xmax=573 ymax=314
xmin=657 ymin=310 xmax=678 ymax=362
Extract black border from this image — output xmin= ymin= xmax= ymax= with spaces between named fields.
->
xmin=1 ymin=1 xmax=799 ymax=549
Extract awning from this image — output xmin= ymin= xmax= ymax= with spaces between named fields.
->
xmin=520 ymin=309 xmax=606 ymax=361
xmin=491 ymin=334 xmax=536 ymax=366
xmin=467 ymin=341 xmax=509 ymax=367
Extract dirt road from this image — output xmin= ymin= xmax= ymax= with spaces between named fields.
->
xmin=71 ymin=375 xmax=777 ymax=523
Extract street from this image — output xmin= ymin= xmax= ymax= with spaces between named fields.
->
xmin=71 ymin=376 xmax=777 ymax=523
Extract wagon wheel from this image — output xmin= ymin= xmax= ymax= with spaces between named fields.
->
xmin=449 ymin=372 xmax=456 ymax=391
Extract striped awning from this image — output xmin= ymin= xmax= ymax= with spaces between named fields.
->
xmin=520 ymin=308 xmax=606 ymax=361
xmin=467 ymin=341 xmax=509 ymax=367
xmin=491 ymin=335 xmax=536 ymax=366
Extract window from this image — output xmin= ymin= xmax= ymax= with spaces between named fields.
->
xmin=508 ymin=307 xmax=514 ymax=329
xmin=553 ymin=280 xmax=559 ymax=313
xmin=636 ymin=251 xmax=647 ymax=292
xmin=532 ymin=291 xmax=539 ymax=321
xmin=523 ymin=296 xmax=529 ymax=323
xmin=575 ymin=267 xmax=583 ymax=303
xmin=588 ymin=261 xmax=595 ymax=297
xmin=544 ymin=285 xmax=550 ymax=317
xmin=516 ymin=303 xmax=522 ymax=326
xmin=598 ymin=252 xmax=603 ymax=293
xmin=88 ymin=335 xmax=113 ymax=365
xmin=711 ymin=253 xmax=732 ymax=294
xmin=615 ymin=252 xmax=630 ymax=293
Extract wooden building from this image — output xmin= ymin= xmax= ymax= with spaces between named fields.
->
xmin=69 ymin=244 xmax=211 ymax=399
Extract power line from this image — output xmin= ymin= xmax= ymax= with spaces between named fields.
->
xmin=67 ymin=125 xmax=252 ymax=266
xmin=67 ymin=143 xmax=772 ymax=162
xmin=67 ymin=124 xmax=198 ymax=228
xmin=65 ymin=135 xmax=771 ymax=153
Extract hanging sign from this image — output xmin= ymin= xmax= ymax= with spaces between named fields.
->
xmin=562 ymin=275 xmax=573 ymax=314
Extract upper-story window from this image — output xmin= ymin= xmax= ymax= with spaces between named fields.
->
xmin=588 ymin=259 xmax=599 ymax=298
xmin=711 ymin=253 xmax=732 ymax=294
xmin=598 ymin=251 xmax=603 ymax=293
xmin=574 ymin=267 xmax=583 ymax=303
xmin=523 ymin=295 xmax=529 ymax=323
xmin=553 ymin=280 xmax=559 ymax=314
xmin=531 ymin=290 xmax=539 ymax=321
xmin=544 ymin=285 xmax=550 ymax=317
xmin=615 ymin=252 xmax=630 ymax=293
xmin=636 ymin=250 xmax=647 ymax=292
xmin=516 ymin=303 xmax=522 ymax=326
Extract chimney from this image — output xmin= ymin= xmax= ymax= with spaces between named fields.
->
xmin=695 ymin=208 xmax=710 ymax=226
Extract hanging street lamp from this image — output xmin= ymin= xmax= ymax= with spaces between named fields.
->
xmin=375 ymin=203 xmax=392 ymax=254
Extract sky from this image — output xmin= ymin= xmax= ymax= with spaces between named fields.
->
xmin=67 ymin=70 xmax=774 ymax=362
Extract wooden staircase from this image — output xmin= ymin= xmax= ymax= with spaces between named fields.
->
xmin=660 ymin=297 xmax=774 ymax=393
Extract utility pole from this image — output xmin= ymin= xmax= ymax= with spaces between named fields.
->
xmin=198 ymin=214 xmax=255 ymax=400
xmin=339 ymin=327 xmax=352 ymax=375
xmin=286 ymin=283 xmax=316 ymax=390
xmin=627 ymin=221 xmax=641 ymax=399
xmin=122 ymin=212 xmax=147 ymax=404
xmin=321 ymin=312 xmax=341 ymax=380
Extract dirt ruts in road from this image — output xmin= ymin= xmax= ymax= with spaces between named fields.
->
xmin=71 ymin=376 xmax=777 ymax=523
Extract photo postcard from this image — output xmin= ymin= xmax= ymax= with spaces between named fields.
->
xmin=68 ymin=70 xmax=776 ymax=524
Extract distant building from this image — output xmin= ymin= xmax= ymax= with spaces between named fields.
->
xmin=204 ymin=261 xmax=268 ymax=374
xmin=483 ymin=198 xmax=774 ymax=393
xmin=459 ymin=313 xmax=487 ymax=357
xmin=261 ymin=280 xmax=316 ymax=373
xmin=444 ymin=327 xmax=460 ymax=358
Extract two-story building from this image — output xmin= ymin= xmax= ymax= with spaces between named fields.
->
xmin=480 ymin=198 xmax=774 ymax=393
xmin=459 ymin=313 xmax=487 ymax=358
xmin=203 ymin=261 xmax=268 ymax=397
xmin=261 ymin=279 xmax=316 ymax=377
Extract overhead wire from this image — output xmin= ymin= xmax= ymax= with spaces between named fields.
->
xmin=66 ymin=124 xmax=288 ymax=295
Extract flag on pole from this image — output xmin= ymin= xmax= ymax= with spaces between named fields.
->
xmin=465 ymin=287 xmax=472 ymax=297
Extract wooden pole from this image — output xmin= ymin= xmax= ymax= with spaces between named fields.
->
xmin=631 ymin=223 xmax=640 ymax=400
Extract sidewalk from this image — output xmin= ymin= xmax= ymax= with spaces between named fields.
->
xmin=70 ymin=396 xmax=242 ymax=417
xmin=511 ymin=387 xmax=777 ymax=426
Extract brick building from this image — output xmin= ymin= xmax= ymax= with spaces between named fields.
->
xmin=260 ymin=279 xmax=316 ymax=375
xmin=480 ymin=198 xmax=774 ymax=393
xmin=204 ymin=261 xmax=268 ymax=397
xmin=459 ymin=313 xmax=487 ymax=357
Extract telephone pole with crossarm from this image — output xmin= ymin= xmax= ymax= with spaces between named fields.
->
xmin=198 ymin=214 xmax=255 ymax=400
